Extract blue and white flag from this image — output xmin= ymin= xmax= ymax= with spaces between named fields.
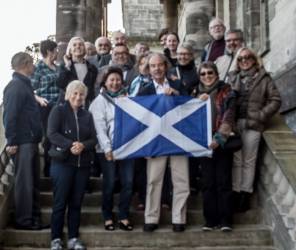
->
xmin=113 ymin=95 xmax=212 ymax=159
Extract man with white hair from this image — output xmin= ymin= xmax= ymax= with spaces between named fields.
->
xmin=201 ymin=17 xmax=226 ymax=62
xmin=87 ymin=36 xmax=112 ymax=69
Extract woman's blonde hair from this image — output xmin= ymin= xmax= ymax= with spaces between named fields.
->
xmin=65 ymin=80 xmax=88 ymax=103
xmin=66 ymin=36 xmax=86 ymax=57
xmin=235 ymin=47 xmax=263 ymax=71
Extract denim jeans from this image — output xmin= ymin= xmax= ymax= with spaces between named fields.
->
xmin=50 ymin=162 xmax=90 ymax=239
xmin=100 ymin=154 xmax=134 ymax=221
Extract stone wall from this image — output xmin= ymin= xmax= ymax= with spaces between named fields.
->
xmin=122 ymin=0 xmax=164 ymax=40
xmin=259 ymin=115 xmax=296 ymax=250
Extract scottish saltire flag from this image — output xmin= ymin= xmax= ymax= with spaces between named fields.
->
xmin=113 ymin=95 xmax=212 ymax=159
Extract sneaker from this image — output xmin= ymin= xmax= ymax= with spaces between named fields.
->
xmin=51 ymin=238 xmax=63 ymax=250
xmin=220 ymin=225 xmax=232 ymax=232
xmin=67 ymin=238 xmax=86 ymax=250
xmin=202 ymin=224 xmax=215 ymax=231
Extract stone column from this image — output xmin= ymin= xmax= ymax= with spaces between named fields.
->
xmin=178 ymin=0 xmax=215 ymax=60
xmin=161 ymin=0 xmax=179 ymax=32
xmin=56 ymin=0 xmax=107 ymax=42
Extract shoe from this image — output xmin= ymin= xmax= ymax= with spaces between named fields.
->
xmin=51 ymin=238 xmax=63 ymax=250
xmin=118 ymin=220 xmax=133 ymax=231
xmin=143 ymin=223 xmax=158 ymax=232
xmin=104 ymin=221 xmax=115 ymax=231
xmin=202 ymin=224 xmax=215 ymax=232
xmin=67 ymin=238 xmax=86 ymax=250
xmin=172 ymin=224 xmax=186 ymax=232
xmin=220 ymin=225 xmax=232 ymax=232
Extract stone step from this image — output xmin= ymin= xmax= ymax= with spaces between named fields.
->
xmin=2 ymin=246 xmax=277 ymax=250
xmin=2 ymin=225 xmax=274 ymax=248
xmin=34 ymin=207 xmax=261 ymax=226
xmin=39 ymin=191 xmax=202 ymax=209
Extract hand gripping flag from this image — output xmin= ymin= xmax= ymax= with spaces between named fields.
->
xmin=113 ymin=95 xmax=212 ymax=159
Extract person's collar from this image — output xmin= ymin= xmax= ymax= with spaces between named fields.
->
xmin=153 ymin=77 xmax=169 ymax=88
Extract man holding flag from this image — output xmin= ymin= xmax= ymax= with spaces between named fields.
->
xmin=138 ymin=53 xmax=190 ymax=232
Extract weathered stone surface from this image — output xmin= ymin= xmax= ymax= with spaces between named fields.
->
xmin=122 ymin=0 xmax=164 ymax=39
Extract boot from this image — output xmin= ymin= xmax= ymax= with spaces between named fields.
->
xmin=238 ymin=191 xmax=251 ymax=212
xmin=232 ymin=191 xmax=241 ymax=213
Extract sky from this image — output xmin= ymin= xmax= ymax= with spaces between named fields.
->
xmin=0 ymin=1 xmax=123 ymax=98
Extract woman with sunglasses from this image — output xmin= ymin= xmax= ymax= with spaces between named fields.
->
xmin=196 ymin=62 xmax=236 ymax=232
xmin=229 ymin=47 xmax=281 ymax=212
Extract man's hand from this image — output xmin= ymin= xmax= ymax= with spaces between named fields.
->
xmin=35 ymin=95 xmax=48 ymax=107
xmin=6 ymin=145 xmax=18 ymax=155
xmin=105 ymin=151 xmax=113 ymax=161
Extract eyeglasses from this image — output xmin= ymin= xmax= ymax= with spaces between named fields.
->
xmin=114 ymin=52 xmax=128 ymax=56
xmin=225 ymin=38 xmax=241 ymax=43
xmin=177 ymin=52 xmax=191 ymax=56
xmin=200 ymin=71 xmax=214 ymax=76
xmin=210 ymin=24 xmax=224 ymax=30
xmin=237 ymin=55 xmax=254 ymax=62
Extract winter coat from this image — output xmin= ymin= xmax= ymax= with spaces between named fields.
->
xmin=228 ymin=67 xmax=281 ymax=132
xmin=3 ymin=72 xmax=42 ymax=146
xmin=47 ymin=101 xmax=97 ymax=167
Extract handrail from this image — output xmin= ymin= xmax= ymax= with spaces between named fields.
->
xmin=0 ymin=105 xmax=14 ymax=196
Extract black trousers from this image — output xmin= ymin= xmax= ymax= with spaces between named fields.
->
xmin=13 ymin=143 xmax=41 ymax=226
xmin=40 ymin=103 xmax=54 ymax=177
xmin=200 ymin=148 xmax=233 ymax=226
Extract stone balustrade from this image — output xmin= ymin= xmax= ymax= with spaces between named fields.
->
xmin=259 ymin=114 xmax=296 ymax=250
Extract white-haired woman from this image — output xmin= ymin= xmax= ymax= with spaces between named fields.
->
xmin=47 ymin=80 xmax=97 ymax=250
xmin=56 ymin=36 xmax=98 ymax=108
xmin=229 ymin=47 xmax=281 ymax=212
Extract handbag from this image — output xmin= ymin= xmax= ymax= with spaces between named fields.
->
xmin=224 ymin=133 xmax=242 ymax=152
xmin=48 ymin=145 xmax=69 ymax=161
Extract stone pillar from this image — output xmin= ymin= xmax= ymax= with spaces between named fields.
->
xmin=56 ymin=0 xmax=107 ymax=43
xmin=178 ymin=0 xmax=215 ymax=60
xmin=161 ymin=0 xmax=179 ymax=32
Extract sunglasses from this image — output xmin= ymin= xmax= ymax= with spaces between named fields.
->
xmin=237 ymin=55 xmax=254 ymax=62
xmin=200 ymin=71 xmax=214 ymax=76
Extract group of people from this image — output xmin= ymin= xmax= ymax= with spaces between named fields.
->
xmin=3 ymin=17 xmax=281 ymax=250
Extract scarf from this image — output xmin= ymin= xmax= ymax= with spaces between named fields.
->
xmin=106 ymin=88 xmax=127 ymax=98
xmin=199 ymin=79 xmax=221 ymax=128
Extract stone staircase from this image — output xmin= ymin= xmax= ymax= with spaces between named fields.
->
xmin=1 ymin=177 xmax=278 ymax=250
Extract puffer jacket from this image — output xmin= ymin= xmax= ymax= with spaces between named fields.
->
xmin=47 ymin=101 xmax=97 ymax=167
xmin=229 ymin=67 xmax=281 ymax=132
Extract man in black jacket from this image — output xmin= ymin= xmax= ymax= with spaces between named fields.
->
xmin=3 ymin=52 xmax=47 ymax=230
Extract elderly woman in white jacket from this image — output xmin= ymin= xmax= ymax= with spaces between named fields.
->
xmin=89 ymin=66 xmax=134 ymax=231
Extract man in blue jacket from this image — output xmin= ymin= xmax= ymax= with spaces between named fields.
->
xmin=3 ymin=52 xmax=47 ymax=230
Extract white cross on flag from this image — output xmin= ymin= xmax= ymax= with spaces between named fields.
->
xmin=113 ymin=95 xmax=212 ymax=159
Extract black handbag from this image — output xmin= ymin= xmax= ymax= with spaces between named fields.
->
xmin=224 ymin=133 xmax=242 ymax=152
xmin=48 ymin=145 xmax=69 ymax=161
